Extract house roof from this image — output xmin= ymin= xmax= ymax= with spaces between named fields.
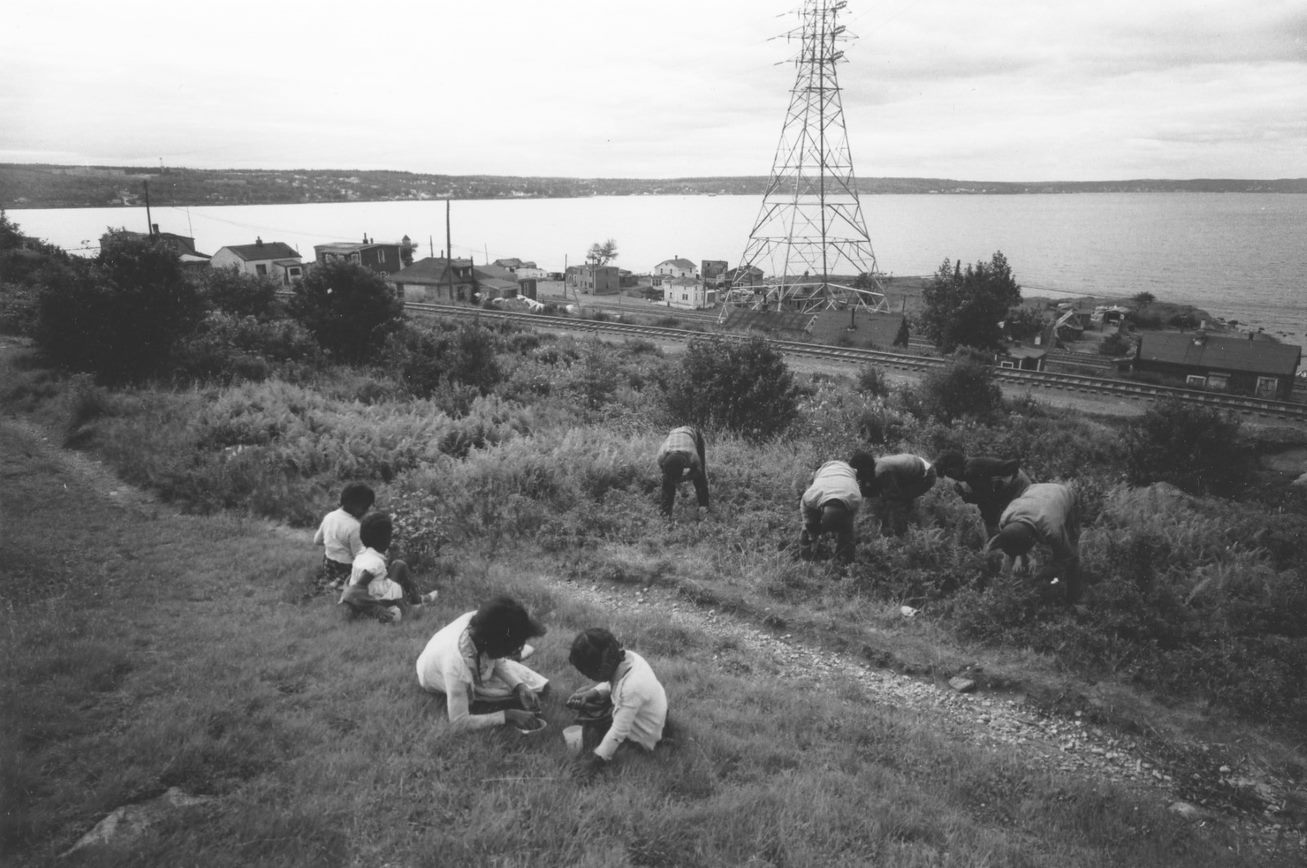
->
xmin=220 ymin=241 xmax=300 ymax=261
xmin=385 ymin=256 xmax=473 ymax=285
xmin=657 ymin=258 xmax=696 ymax=271
xmin=475 ymin=264 xmax=517 ymax=282
xmin=1137 ymin=331 xmax=1302 ymax=377
xmin=315 ymin=242 xmax=397 ymax=255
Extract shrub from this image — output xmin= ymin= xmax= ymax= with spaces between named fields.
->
xmin=35 ymin=236 xmax=203 ymax=383
xmin=856 ymin=365 xmax=890 ymax=398
xmin=661 ymin=335 xmax=799 ymax=441
xmin=287 ymin=261 xmax=403 ymax=363
xmin=194 ymin=269 xmax=279 ymax=319
xmin=1098 ymin=332 xmax=1132 ymax=356
xmin=175 ymin=312 xmax=323 ymax=383
xmin=914 ymin=353 xmax=1004 ymax=424
xmin=384 ymin=321 xmax=505 ymax=403
xmin=1123 ymin=398 xmax=1249 ymax=495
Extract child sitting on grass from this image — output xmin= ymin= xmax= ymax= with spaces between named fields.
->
xmin=566 ymin=628 xmax=668 ymax=779
xmin=415 ymin=596 xmax=550 ymax=732
xmin=337 ymin=513 xmax=436 ymax=624
xmin=313 ymin=482 xmax=374 ymax=592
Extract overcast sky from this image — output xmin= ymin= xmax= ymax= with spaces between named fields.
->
xmin=3 ymin=0 xmax=1304 ymax=182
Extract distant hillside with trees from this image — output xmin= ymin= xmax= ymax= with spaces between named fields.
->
xmin=3 ymin=162 xmax=1305 ymax=209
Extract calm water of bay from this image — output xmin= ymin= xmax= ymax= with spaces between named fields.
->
xmin=10 ymin=193 xmax=1305 ymax=347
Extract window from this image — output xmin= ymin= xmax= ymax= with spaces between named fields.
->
xmin=999 ymin=360 xmax=1016 ymax=369
xmin=255 ymin=264 xmax=267 ymax=276
xmin=1185 ymin=374 xmax=1207 ymax=388
xmin=1255 ymin=376 xmax=1279 ymax=397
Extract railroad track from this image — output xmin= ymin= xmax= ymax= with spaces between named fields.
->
xmin=405 ymin=301 xmax=1307 ymax=422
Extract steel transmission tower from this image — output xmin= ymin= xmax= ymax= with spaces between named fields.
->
xmin=723 ymin=0 xmax=888 ymax=317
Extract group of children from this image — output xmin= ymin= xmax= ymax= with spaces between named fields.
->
xmin=315 ymin=488 xmax=669 ymax=775
xmin=787 ymin=446 xmax=1082 ymax=601
xmin=313 ymin=483 xmax=438 ymax=624
xmin=310 ymin=431 xmax=1081 ymax=773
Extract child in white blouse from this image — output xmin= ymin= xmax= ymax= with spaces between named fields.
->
xmin=566 ymin=628 xmax=668 ymax=778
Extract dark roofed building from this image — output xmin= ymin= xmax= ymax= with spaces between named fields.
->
xmin=314 ymin=239 xmax=404 ymax=274
xmin=1134 ymin=330 xmax=1302 ymax=399
xmin=385 ymin=256 xmax=476 ymax=303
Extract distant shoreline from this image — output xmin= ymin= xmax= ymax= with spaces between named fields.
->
xmin=3 ymin=162 xmax=1306 ymax=210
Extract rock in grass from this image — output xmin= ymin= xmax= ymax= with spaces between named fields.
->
xmin=62 ymin=787 xmax=215 ymax=857
xmin=948 ymin=676 xmax=977 ymax=694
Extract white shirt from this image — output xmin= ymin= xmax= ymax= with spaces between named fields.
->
xmin=415 ymin=611 xmax=526 ymax=731
xmin=313 ymin=508 xmax=363 ymax=566
xmin=592 ymin=650 xmax=667 ymax=761
xmin=349 ymin=547 xmax=402 ymax=601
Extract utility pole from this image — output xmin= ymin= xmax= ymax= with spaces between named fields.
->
xmin=723 ymin=0 xmax=888 ymax=320
xmin=143 ymin=180 xmax=154 ymax=236
xmin=445 ymin=200 xmax=455 ymax=303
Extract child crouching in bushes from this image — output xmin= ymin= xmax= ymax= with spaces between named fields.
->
xmin=566 ymin=628 xmax=668 ymax=779
xmin=338 ymin=513 xmax=437 ymax=624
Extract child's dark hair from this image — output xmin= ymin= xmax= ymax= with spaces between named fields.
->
xmin=359 ymin=512 xmax=393 ymax=552
xmin=469 ymin=596 xmax=547 ymax=659
xmin=934 ymin=451 xmax=966 ymax=480
xmin=569 ymin=628 xmax=624 ymax=679
xmin=848 ymin=450 xmax=877 ymax=494
xmin=340 ymin=482 xmax=376 ymax=516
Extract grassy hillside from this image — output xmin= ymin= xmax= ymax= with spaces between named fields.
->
xmin=3 ymin=329 xmax=1306 ymax=863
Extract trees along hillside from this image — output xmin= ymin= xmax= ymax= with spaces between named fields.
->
xmin=920 ymin=251 xmax=1022 ymax=354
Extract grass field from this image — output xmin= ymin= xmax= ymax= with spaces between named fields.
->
xmin=2 ymin=384 xmax=1303 ymax=865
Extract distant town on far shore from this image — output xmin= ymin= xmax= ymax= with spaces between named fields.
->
xmin=2 ymin=163 xmax=1305 ymax=210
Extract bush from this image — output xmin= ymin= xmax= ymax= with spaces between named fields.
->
xmin=856 ymin=365 xmax=890 ymax=398
xmin=1123 ymin=398 xmax=1249 ymax=495
xmin=661 ymin=336 xmax=799 ymax=441
xmin=35 ymin=236 xmax=203 ymax=383
xmin=384 ymin=321 xmax=505 ymax=404
xmin=1098 ymin=332 xmax=1132 ymax=356
xmin=174 ymin=312 xmax=323 ymax=383
xmin=287 ymin=261 xmax=403 ymax=363
xmin=194 ymin=269 xmax=279 ymax=319
xmin=914 ymin=354 xmax=1004 ymax=424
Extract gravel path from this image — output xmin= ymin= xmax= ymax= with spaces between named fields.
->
xmin=557 ymin=575 xmax=1307 ymax=858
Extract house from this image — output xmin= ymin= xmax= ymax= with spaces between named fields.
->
xmin=314 ymin=237 xmax=404 ymax=274
xmin=472 ymin=264 xmax=520 ymax=302
xmin=384 ymin=256 xmax=476 ymax=303
xmin=654 ymin=257 xmax=696 ymax=280
xmin=492 ymin=258 xmax=549 ymax=281
xmin=1134 ymin=330 xmax=1302 ymax=399
xmin=663 ymin=277 xmax=717 ymax=311
xmin=210 ymin=237 xmax=303 ymax=285
xmin=723 ymin=264 xmax=765 ymax=287
xmin=701 ymin=260 xmax=729 ymax=287
xmin=566 ymin=264 xmax=620 ymax=294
